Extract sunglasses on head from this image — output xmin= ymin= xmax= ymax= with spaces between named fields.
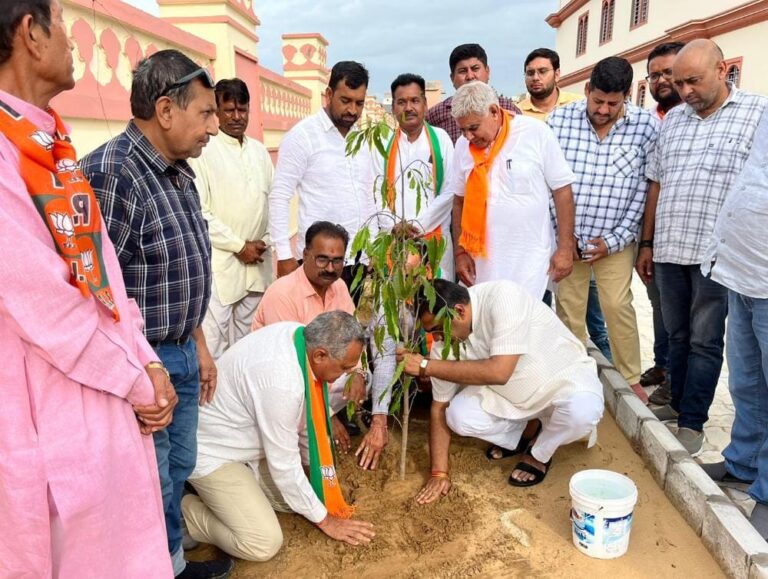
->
xmin=161 ymin=68 xmax=215 ymax=97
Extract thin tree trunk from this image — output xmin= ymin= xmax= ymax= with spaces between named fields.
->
xmin=400 ymin=384 xmax=410 ymax=480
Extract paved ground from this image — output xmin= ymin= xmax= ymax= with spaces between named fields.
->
xmin=631 ymin=274 xmax=754 ymax=513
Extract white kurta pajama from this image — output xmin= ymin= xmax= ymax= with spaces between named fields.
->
xmin=191 ymin=131 xmax=274 ymax=359
xmin=449 ymin=115 xmax=575 ymax=299
xmin=432 ymin=282 xmax=604 ymax=463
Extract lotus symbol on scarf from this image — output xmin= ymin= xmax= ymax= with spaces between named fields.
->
xmin=56 ymin=158 xmax=82 ymax=183
xmin=81 ymin=249 xmax=94 ymax=273
xmin=320 ymin=465 xmax=337 ymax=486
xmin=50 ymin=211 xmax=75 ymax=247
xmin=31 ymin=130 xmax=54 ymax=151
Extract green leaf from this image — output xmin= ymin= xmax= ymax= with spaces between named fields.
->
xmin=350 ymin=262 xmax=365 ymax=294
xmin=424 ymin=281 xmax=437 ymax=312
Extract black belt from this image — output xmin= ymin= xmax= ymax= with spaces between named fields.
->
xmin=149 ymin=336 xmax=190 ymax=348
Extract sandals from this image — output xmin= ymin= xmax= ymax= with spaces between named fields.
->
xmin=508 ymin=446 xmax=552 ymax=488
xmin=486 ymin=420 xmax=542 ymax=461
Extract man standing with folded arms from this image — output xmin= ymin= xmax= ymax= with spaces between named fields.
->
xmin=0 ymin=2 xmax=174 ymax=576
xmin=82 ymin=49 xmax=233 ymax=578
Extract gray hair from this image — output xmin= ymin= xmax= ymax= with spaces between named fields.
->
xmin=451 ymin=81 xmax=499 ymax=119
xmin=131 ymin=49 xmax=201 ymax=120
xmin=305 ymin=311 xmax=365 ymax=360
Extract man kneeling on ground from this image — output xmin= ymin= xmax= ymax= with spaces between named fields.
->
xmin=397 ymin=280 xmax=604 ymax=501
xmin=182 ymin=312 xmax=375 ymax=560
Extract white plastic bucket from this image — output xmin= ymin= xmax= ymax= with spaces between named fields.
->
xmin=569 ymin=469 xmax=638 ymax=559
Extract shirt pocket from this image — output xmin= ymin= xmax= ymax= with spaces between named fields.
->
xmin=498 ymin=158 xmax=537 ymax=199
xmin=704 ymin=136 xmax=750 ymax=174
xmin=611 ymin=145 xmax=641 ymax=178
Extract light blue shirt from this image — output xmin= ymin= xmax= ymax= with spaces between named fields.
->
xmin=702 ymin=107 xmax=768 ymax=298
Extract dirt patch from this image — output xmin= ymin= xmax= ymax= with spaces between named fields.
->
xmin=190 ymin=412 xmax=725 ymax=578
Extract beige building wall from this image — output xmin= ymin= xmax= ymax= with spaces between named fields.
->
xmin=550 ymin=0 xmax=768 ymax=110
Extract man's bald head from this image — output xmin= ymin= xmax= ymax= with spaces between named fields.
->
xmin=672 ymin=39 xmax=728 ymax=118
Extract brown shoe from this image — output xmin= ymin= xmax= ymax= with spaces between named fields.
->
xmin=640 ymin=366 xmax=667 ymax=387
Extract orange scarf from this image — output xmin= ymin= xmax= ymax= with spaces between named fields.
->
xmin=294 ymin=327 xmax=355 ymax=519
xmin=0 ymin=100 xmax=120 ymax=320
xmin=459 ymin=110 xmax=511 ymax=257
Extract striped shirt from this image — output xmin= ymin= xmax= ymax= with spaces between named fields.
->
xmin=548 ymin=100 xmax=659 ymax=254
xmin=426 ymin=95 xmax=521 ymax=144
xmin=646 ymin=85 xmax=768 ymax=265
xmin=81 ymin=121 xmax=212 ymax=342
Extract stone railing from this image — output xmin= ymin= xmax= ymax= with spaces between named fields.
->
xmin=258 ymin=66 xmax=312 ymax=133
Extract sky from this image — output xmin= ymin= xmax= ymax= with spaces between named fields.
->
xmin=124 ymin=0 xmax=559 ymax=100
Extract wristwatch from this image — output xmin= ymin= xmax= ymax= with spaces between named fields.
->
xmin=639 ymin=239 xmax=653 ymax=249
xmin=419 ymin=358 xmax=429 ymax=379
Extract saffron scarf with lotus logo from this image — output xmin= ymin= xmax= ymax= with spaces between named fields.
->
xmin=293 ymin=326 xmax=355 ymax=519
xmin=0 ymin=99 xmax=120 ymax=320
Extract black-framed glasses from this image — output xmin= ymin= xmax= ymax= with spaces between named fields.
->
xmin=161 ymin=68 xmax=215 ymax=97
xmin=313 ymin=254 xmax=345 ymax=268
xmin=646 ymin=69 xmax=673 ymax=84
xmin=525 ymin=68 xmax=554 ymax=78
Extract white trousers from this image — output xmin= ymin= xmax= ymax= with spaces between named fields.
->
xmin=445 ymin=387 xmax=604 ymax=463
xmin=202 ymin=280 xmax=263 ymax=360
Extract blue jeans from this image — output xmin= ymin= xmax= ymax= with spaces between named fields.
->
xmin=153 ymin=340 xmax=200 ymax=565
xmin=587 ymin=278 xmax=613 ymax=362
xmin=722 ymin=291 xmax=768 ymax=504
xmin=645 ymin=276 xmax=669 ymax=369
xmin=655 ymin=263 xmax=728 ymax=431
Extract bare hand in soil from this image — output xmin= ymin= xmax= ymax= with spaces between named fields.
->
xmin=415 ymin=476 xmax=452 ymax=504
xmin=331 ymin=415 xmax=351 ymax=453
xmin=356 ymin=419 xmax=388 ymax=470
xmin=317 ymin=516 xmax=375 ymax=545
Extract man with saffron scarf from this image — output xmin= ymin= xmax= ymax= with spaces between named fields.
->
xmin=0 ymin=1 xmax=174 ymax=576
xmin=182 ymin=311 xmax=375 ymax=560
xmin=448 ymin=81 xmax=576 ymax=300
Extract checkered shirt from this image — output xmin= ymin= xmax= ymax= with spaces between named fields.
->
xmin=426 ymin=95 xmax=521 ymax=144
xmin=81 ymin=121 xmax=212 ymax=342
xmin=548 ymin=100 xmax=660 ymax=254
xmin=646 ymin=86 xmax=768 ymax=265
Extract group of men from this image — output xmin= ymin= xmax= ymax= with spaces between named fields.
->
xmin=5 ymin=0 xmax=768 ymax=576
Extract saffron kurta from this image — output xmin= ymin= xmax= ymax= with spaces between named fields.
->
xmin=0 ymin=89 xmax=172 ymax=578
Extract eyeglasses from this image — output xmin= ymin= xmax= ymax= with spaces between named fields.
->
xmin=161 ymin=68 xmax=215 ymax=97
xmin=645 ymin=69 xmax=673 ymax=84
xmin=313 ymin=254 xmax=345 ymax=269
xmin=525 ymin=68 xmax=554 ymax=78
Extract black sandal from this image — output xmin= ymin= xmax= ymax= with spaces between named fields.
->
xmin=508 ymin=447 xmax=552 ymax=488
xmin=486 ymin=420 xmax=542 ymax=461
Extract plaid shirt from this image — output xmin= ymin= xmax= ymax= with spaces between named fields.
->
xmin=647 ymin=86 xmax=768 ymax=265
xmin=426 ymin=95 xmax=521 ymax=144
xmin=548 ymin=100 xmax=660 ymax=254
xmin=81 ymin=121 xmax=211 ymax=342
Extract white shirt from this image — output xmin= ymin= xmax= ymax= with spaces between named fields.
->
xmin=431 ymin=281 xmax=602 ymax=419
xmin=269 ymin=109 xmax=377 ymax=262
xmin=449 ymin=115 xmax=575 ymax=298
xmin=371 ymin=124 xmax=455 ymax=279
xmin=701 ymin=108 xmax=768 ymax=298
xmin=191 ymin=322 xmax=327 ymax=523
xmin=190 ymin=132 xmax=274 ymax=305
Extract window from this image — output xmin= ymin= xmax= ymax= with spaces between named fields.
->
xmin=725 ymin=57 xmax=743 ymax=88
xmin=600 ymin=0 xmax=615 ymax=44
xmin=576 ymin=12 xmax=589 ymax=56
xmin=636 ymin=81 xmax=647 ymax=108
xmin=630 ymin=0 xmax=648 ymax=28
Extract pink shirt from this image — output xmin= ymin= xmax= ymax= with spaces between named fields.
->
xmin=0 ymin=89 xmax=172 ymax=578
xmin=251 ymin=266 xmax=355 ymax=330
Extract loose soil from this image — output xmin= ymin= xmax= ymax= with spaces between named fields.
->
xmin=190 ymin=410 xmax=725 ymax=578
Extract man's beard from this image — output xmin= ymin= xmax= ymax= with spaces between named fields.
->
xmin=529 ymin=83 xmax=556 ymax=100
xmin=652 ymin=87 xmax=682 ymax=112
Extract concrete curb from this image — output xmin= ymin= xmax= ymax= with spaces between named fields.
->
xmin=588 ymin=345 xmax=768 ymax=579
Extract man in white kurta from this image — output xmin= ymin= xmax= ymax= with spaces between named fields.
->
xmin=372 ymin=74 xmax=455 ymax=279
xmin=191 ymin=78 xmax=273 ymax=359
xmin=448 ymin=81 xmax=576 ymax=301
xmin=398 ymin=280 xmax=603 ymax=498
xmin=269 ymin=61 xmax=377 ymax=282
xmin=181 ymin=314 xmax=374 ymax=561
